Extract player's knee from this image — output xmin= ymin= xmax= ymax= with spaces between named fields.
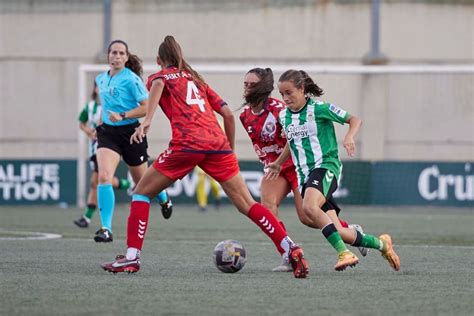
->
xmin=299 ymin=215 xmax=316 ymax=228
xmin=97 ymin=171 xmax=113 ymax=184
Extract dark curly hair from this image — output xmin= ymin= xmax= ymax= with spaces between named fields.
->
xmin=244 ymin=67 xmax=274 ymax=109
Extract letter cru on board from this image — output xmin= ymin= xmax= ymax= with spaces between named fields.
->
xmin=418 ymin=164 xmax=473 ymax=201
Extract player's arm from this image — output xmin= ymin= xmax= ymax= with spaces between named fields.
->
xmin=264 ymin=144 xmax=290 ymax=180
xmin=131 ymin=78 xmax=164 ymax=144
xmin=343 ymin=114 xmax=362 ymax=157
xmin=217 ymin=105 xmax=235 ymax=150
xmin=119 ymin=100 xmax=148 ymax=120
xmin=79 ymin=122 xmax=95 ymax=139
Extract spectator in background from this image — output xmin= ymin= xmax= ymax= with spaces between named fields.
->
xmin=74 ymin=81 xmax=131 ymax=228
xmin=195 ymin=166 xmax=221 ymax=212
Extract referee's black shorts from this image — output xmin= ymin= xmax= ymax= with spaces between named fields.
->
xmin=96 ymin=122 xmax=149 ymax=166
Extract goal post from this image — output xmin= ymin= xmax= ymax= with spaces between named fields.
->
xmin=77 ymin=63 xmax=474 ymax=208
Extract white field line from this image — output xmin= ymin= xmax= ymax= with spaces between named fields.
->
xmin=0 ymin=230 xmax=62 ymax=240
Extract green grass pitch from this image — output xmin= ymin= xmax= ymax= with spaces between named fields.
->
xmin=1 ymin=204 xmax=473 ymax=315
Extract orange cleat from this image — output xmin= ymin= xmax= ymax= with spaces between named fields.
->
xmin=379 ymin=234 xmax=401 ymax=271
xmin=334 ymin=250 xmax=359 ymax=271
xmin=288 ymin=246 xmax=309 ymax=278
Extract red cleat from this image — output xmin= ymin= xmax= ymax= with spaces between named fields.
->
xmin=288 ymin=246 xmax=309 ymax=278
xmin=101 ymin=255 xmax=140 ymax=274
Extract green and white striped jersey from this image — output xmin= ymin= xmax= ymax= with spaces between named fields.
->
xmin=78 ymin=100 xmax=101 ymax=157
xmin=278 ymin=98 xmax=349 ymax=188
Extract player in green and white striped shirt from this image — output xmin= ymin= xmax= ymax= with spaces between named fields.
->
xmin=267 ymin=70 xmax=400 ymax=272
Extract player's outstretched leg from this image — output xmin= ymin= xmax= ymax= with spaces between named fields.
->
xmin=247 ymin=203 xmax=309 ymax=278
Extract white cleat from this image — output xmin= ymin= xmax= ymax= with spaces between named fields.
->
xmin=349 ymin=224 xmax=369 ymax=257
xmin=272 ymin=255 xmax=293 ymax=272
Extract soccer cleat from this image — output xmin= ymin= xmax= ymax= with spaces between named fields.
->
xmin=74 ymin=216 xmax=89 ymax=228
xmin=334 ymin=250 xmax=359 ymax=271
xmin=93 ymin=228 xmax=113 ymax=243
xmin=272 ymin=254 xmax=293 ymax=272
xmin=101 ymin=254 xmax=140 ymax=274
xmin=379 ymin=234 xmax=401 ymax=271
xmin=288 ymin=245 xmax=309 ymax=278
xmin=160 ymin=199 xmax=173 ymax=219
xmin=349 ymin=224 xmax=369 ymax=257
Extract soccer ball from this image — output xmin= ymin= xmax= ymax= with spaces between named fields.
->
xmin=213 ymin=240 xmax=246 ymax=273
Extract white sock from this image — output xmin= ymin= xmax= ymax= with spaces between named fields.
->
xmin=279 ymin=236 xmax=294 ymax=256
xmin=126 ymin=247 xmax=139 ymax=260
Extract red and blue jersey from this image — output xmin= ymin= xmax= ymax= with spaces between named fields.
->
xmin=147 ymin=67 xmax=232 ymax=153
xmin=239 ymin=97 xmax=293 ymax=170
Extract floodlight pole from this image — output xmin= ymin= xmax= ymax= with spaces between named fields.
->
xmin=103 ymin=0 xmax=112 ymax=55
xmin=363 ymin=0 xmax=388 ymax=65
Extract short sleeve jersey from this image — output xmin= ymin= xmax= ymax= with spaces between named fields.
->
xmin=239 ymin=97 xmax=293 ymax=170
xmin=146 ymin=67 xmax=232 ymax=153
xmin=95 ymin=67 xmax=148 ymax=126
xmin=278 ymin=98 xmax=350 ymax=188
xmin=78 ymin=100 xmax=101 ymax=156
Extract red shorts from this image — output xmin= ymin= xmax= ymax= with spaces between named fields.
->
xmin=152 ymin=149 xmax=240 ymax=182
xmin=280 ymin=165 xmax=298 ymax=191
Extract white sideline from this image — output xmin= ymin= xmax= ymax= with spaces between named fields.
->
xmin=0 ymin=230 xmax=62 ymax=241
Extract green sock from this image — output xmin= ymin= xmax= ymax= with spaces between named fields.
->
xmin=360 ymin=234 xmax=384 ymax=250
xmin=84 ymin=204 xmax=96 ymax=219
xmin=117 ymin=178 xmax=131 ymax=190
xmin=322 ymin=223 xmax=348 ymax=254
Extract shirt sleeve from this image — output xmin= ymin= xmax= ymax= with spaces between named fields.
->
xmin=129 ymin=75 xmax=149 ymax=103
xmin=318 ymin=102 xmax=350 ymax=125
xmin=205 ymin=85 xmax=227 ymax=112
xmin=78 ymin=104 xmax=89 ymax=123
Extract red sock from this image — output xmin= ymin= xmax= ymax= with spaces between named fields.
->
xmin=247 ymin=203 xmax=287 ymax=255
xmin=339 ymin=218 xmax=349 ymax=228
xmin=279 ymin=221 xmax=287 ymax=233
xmin=127 ymin=201 xmax=150 ymax=250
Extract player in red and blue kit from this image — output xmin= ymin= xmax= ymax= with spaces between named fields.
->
xmin=101 ymin=36 xmax=309 ymax=278
xmin=240 ymin=68 xmax=369 ymax=272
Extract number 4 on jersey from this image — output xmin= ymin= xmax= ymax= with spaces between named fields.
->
xmin=186 ymin=81 xmax=205 ymax=112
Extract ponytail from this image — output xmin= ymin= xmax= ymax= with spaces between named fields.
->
xmin=279 ymin=69 xmax=324 ymax=97
xmin=125 ymin=53 xmax=143 ymax=77
xmin=158 ymin=35 xmax=205 ymax=86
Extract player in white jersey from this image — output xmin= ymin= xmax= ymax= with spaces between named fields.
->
xmin=267 ymin=70 xmax=400 ymax=272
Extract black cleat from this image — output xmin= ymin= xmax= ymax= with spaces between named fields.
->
xmin=74 ymin=216 xmax=89 ymax=228
xmin=160 ymin=200 xmax=173 ymax=219
xmin=94 ymin=228 xmax=113 ymax=243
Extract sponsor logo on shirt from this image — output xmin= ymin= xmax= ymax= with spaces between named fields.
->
xmin=260 ymin=113 xmax=277 ymax=142
xmin=286 ymin=123 xmax=309 ymax=140
xmin=329 ymin=104 xmax=346 ymax=118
